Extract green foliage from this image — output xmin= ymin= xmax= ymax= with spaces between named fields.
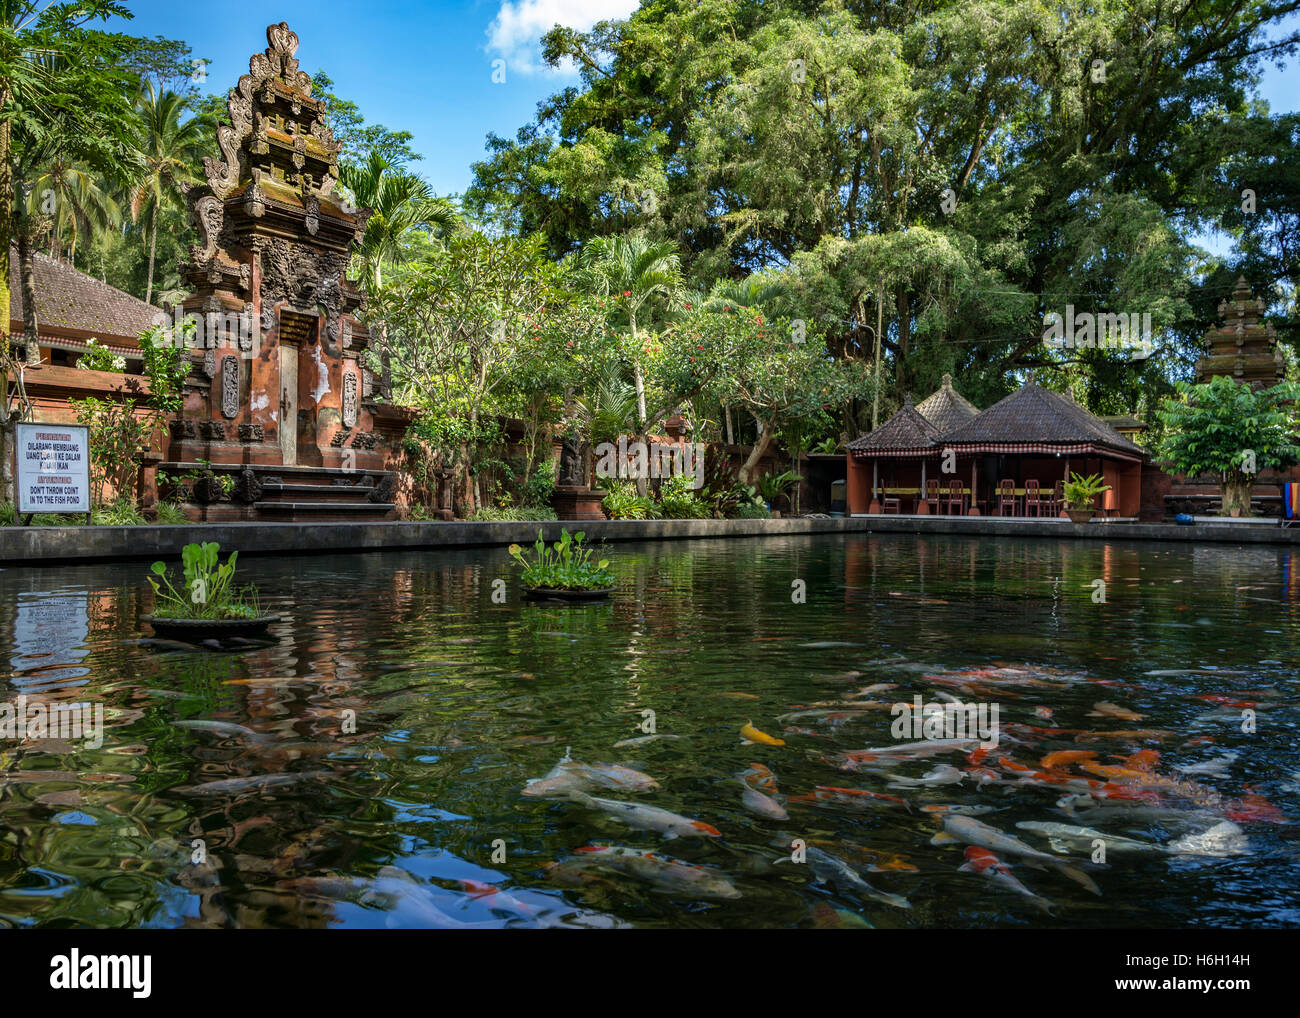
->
xmin=76 ymin=337 xmax=125 ymax=372
xmin=755 ymin=469 xmax=800 ymax=504
xmin=0 ymin=501 xmax=15 ymax=526
xmin=154 ymin=501 xmax=189 ymax=524
xmin=733 ymin=502 xmax=772 ymax=519
xmin=655 ymin=472 xmax=710 ymax=519
xmin=1156 ymin=377 xmax=1300 ymax=480
xmin=507 ymin=530 xmax=614 ymax=591
xmin=700 ymin=480 xmax=763 ymax=519
xmin=467 ymin=0 xmax=1300 ymax=414
xmin=1062 ymin=472 xmax=1111 ymax=511
xmin=138 ymin=321 xmax=192 ymax=414
xmin=147 ymin=542 xmax=260 ymax=620
xmin=601 ymin=481 xmax=658 ymax=520
xmin=471 ymin=505 xmax=559 ymax=521
xmin=69 ymin=395 xmax=151 ymax=504
xmin=521 ymin=457 xmax=559 ymax=508
xmin=91 ymin=497 xmax=145 ymax=525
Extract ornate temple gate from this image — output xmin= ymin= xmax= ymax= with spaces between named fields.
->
xmin=161 ymin=23 xmax=409 ymax=521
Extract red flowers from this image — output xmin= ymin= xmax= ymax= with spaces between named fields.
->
xmin=623 ymin=290 xmax=631 ymax=297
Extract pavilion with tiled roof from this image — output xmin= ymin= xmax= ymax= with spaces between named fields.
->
xmin=8 ymin=247 xmax=161 ymax=369
xmin=914 ymin=373 xmax=979 ymax=433
xmin=846 ymin=375 xmax=1148 ymax=516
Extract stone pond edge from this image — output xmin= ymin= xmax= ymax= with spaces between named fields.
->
xmin=4 ymin=515 xmax=1300 ymax=566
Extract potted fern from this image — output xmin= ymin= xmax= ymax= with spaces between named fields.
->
xmin=142 ymin=542 xmax=279 ymax=639
xmin=508 ymin=529 xmax=616 ymax=602
xmin=1062 ymin=472 xmax=1111 ymax=524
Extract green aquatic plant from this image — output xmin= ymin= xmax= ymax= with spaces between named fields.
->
xmin=508 ymin=529 xmax=615 ymax=591
xmin=147 ymin=542 xmax=261 ymax=620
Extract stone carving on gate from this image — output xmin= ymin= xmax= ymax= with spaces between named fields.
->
xmin=221 ymin=356 xmax=240 ymax=418
xmin=342 ymin=371 xmax=358 ymax=428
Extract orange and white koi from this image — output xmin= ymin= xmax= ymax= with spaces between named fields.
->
xmin=957 ymin=846 xmax=1055 ymax=914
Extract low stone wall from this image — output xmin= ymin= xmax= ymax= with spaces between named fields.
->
xmin=3 ymin=514 xmax=1300 ymax=566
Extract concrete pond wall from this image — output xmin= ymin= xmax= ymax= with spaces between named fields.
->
xmin=4 ymin=515 xmax=1300 ymax=567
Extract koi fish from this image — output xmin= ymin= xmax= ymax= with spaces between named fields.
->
xmin=1087 ymin=701 xmax=1145 ymax=721
xmin=789 ymin=786 xmax=912 ymax=812
xmin=565 ymin=791 xmax=722 ymax=839
xmin=548 ymin=845 xmax=742 ymax=900
xmin=173 ymin=719 xmax=270 ymax=742
xmin=740 ymin=720 xmax=785 ymax=746
xmin=175 ymin=771 xmax=331 ymax=796
xmin=1073 ymin=729 xmax=1176 ymax=743
xmin=612 ymin=734 xmax=684 ymax=748
xmin=933 ymin=815 xmax=1102 ymax=896
xmin=1165 ymin=821 xmax=1251 ymax=856
xmin=738 ymin=763 xmax=780 ymax=793
xmin=799 ymin=846 xmax=911 ymax=910
xmin=920 ymin=803 xmax=1001 ymax=816
xmin=832 ymin=738 xmax=978 ymax=768
xmin=957 ymin=847 xmax=1055 ymax=914
xmin=522 ymin=758 xmax=660 ymax=798
xmin=885 ymin=764 xmax=966 ymax=789
xmin=1040 ymin=750 xmax=1098 ymax=771
xmin=740 ymin=783 xmax=788 ymax=820
xmin=1015 ymin=821 xmax=1166 ymax=855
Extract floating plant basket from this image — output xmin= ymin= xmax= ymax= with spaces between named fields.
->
xmin=141 ymin=614 xmax=281 ymax=640
xmin=521 ymin=587 xmax=615 ymax=602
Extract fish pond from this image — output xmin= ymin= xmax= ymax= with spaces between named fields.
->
xmin=1 ymin=533 xmax=1297 ymax=928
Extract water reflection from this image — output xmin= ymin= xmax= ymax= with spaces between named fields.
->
xmin=0 ymin=535 xmax=1297 ymax=929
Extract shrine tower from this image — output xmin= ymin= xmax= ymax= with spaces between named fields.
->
xmin=164 ymin=23 xmax=409 ymax=520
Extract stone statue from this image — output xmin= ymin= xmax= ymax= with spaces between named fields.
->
xmin=559 ymin=434 xmax=584 ymax=488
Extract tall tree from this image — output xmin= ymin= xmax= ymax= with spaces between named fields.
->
xmin=128 ymin=80 xmax=204 ymax=306
xmin=577 ymin=233 xmax=683 ymax=492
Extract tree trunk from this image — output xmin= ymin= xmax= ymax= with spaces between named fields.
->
xmin=630 ymin=314 xmax=648 ymax=497
xmin=724 ymin=403 xmax=734 ymax=445
xmin=0 ymin=82 xmax=12 ymax=433
xmin=17 ymin=224 xmax=39 ymax=362
xmin=1220 ymin=476 xmax=1253 ymax=518
xmin=145 ymin=203 xmax=158 ymax=306
xmin=738 ymin=425 xmax=776 ymax=485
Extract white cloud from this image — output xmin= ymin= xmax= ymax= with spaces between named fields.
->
xmin=487 ymin=0 xmax=640 ymax=76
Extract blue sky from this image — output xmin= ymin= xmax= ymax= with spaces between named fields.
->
xmin=108 ymin=0 xmax=1299 ymax=215
xmin=107 ymin=1 xmax=640 ymax=197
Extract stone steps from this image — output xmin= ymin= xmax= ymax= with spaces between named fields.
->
xmin=258 ymin=482 xmax=377 ymax=504
xmin=253 ymin=501 xmax=397 ymax=522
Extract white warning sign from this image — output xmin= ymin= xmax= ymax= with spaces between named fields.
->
xmin=15 ymin=422 xmax=90 ymax=513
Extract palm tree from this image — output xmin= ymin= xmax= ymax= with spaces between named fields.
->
xmin=339 ymin=149 xmax=460 ymax=292
xmin=129 ymin=81 xmax=205 ymax=305
xmin=31 ymin=155 xmax=120 ymax=265
xmin=576 ymin=364 xmax=640 ymax=450
xmin=577 ymin=233 xmax=683 ymax=491
xmin=339 ymin=150 xmax=459 ymax=391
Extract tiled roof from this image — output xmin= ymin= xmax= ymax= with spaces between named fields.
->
xmin=915 ymin=373 xmax=980 ymax=433
xmin=847 ymin=395 xmax=943 ymax=453
xmin=941 ymin=379 xmax=1145 ymax=455
xmin=9 ymin=248 xmax=162 ymax=344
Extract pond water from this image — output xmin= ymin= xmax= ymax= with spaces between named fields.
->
xmin=1 ymin=534 xmax=1297 ymax=929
